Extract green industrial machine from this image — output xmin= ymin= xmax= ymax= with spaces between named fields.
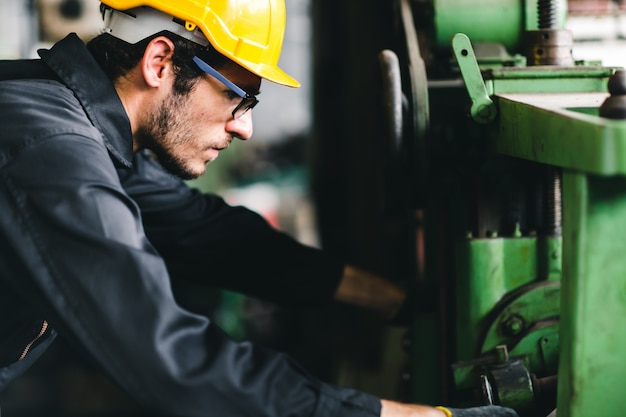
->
xmin=393 ymin=1 xmax=625 ymax=416
xmin=313 ymin=0 xmax=626 ymax=416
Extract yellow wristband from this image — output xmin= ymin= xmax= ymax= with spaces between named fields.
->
xmin=436 ymin=406 xmax=453 ymax=417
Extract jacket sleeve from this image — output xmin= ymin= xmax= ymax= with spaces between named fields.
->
xmin=0 ymin=135 xmax=381 ymax=417
xmin=118 ymin=150 xmax=344 ymax=308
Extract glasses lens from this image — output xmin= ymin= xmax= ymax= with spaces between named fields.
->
xmin=233 ymin=96 xmax=259 ymax=119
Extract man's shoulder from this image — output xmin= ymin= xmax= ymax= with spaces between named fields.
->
xmin=0 ymin=78 xmax=94 ymax=130
xmin=0 ymin=78 xmax=104 ymax=157
xmin=0 ymin=58 xmax=58 ymax=82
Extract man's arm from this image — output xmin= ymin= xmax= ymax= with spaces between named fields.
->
xmin=122 ymin=150 xmax=409 ymax=315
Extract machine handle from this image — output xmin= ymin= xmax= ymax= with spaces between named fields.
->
xmin=378 ymin=49 xmax=404 ymax=153
xmin=452 ymin=33 xmax=497 ymax=124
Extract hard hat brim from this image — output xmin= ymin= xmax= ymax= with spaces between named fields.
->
xmin=241 ymin=61 xmax=300 ymax=88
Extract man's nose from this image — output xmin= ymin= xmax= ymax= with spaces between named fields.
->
xmin=226 ymin=112 xmax=254 ymax=141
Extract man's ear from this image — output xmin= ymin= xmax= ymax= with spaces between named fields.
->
xmin=141 ymin=36 xmax=175 ymax=88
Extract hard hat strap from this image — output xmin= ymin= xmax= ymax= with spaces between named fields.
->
xmin=102 ymin=6 xmax=209 ymax=47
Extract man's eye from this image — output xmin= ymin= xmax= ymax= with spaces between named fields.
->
xmin=226 ymin=91 xmax=240 ymax=100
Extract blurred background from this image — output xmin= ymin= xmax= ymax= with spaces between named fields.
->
xmin=1 ymin=0 xmax=626 ymax=415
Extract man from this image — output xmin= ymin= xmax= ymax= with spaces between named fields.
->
xmin=0 ymin=1 xmax=518 ymax=416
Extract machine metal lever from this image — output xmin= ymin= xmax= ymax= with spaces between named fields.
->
xmin=452 ymin=33 xmax=497 ymax=124
xmin=378 ymin=49 xmax=404 ymax=153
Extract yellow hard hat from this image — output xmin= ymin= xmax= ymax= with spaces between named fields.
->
xmin=100 ymin=0 xmax=299 ymax=87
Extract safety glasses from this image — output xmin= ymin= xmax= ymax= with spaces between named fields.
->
xmin=192 ymin=56 xmax=259 ymax=119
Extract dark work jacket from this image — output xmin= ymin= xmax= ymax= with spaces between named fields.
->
xmin=121 ymin=150 xmax=345 ymax=309
xmin=0 ymin=33 xmax=381 ymax=417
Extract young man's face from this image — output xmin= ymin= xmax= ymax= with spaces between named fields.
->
xmin=139 ymin=61 xmax=261 ymax=180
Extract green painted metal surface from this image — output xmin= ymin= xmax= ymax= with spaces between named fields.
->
xmin=485 ymin=67 xmax=615 ymax=94
xmin=453 ymin=237 xmax=561 ymax=391
xmin=559 ymin=173 xmax=626 ymax=417
xmin=488 ymin=92 xmax=626 ymax=175
xmin=481 ymin=65 xmax=625 ymax=177
xmin=455 ymin=238 xmax=543 ymax=360
xmin=434 ymin=0 xmax=567 ymax=52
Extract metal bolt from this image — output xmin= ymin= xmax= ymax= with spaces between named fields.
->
xmin=503 ymin=315 xmax=525 ymax=336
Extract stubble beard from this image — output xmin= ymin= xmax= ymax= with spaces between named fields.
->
xmin=137 ymin=93 xmax=200 ymax=181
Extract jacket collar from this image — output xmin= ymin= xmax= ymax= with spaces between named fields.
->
xmin=37 ymin=33 xmax=133 ymax=168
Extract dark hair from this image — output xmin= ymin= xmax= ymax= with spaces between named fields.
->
xmin=86 ymin=30 xmax=229 ymax=95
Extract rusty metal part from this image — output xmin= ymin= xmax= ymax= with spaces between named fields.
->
xmin=481 ymin=358 xmax=558 ymax=415
xmin=524 ymin=29 xmax=574 ymax=67
xmin=485 ymin=358 xmax=535 ymax=413
xmin=525 ymin=0 xmax=573 ymax=66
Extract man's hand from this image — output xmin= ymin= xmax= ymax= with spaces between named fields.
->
xmin=438 ymin=405 xmax=519 ymax=417
xmin=381 ymin=400 xmax=519 ymax=417
xmin=380 ymin=400 xmax=447 ymax=416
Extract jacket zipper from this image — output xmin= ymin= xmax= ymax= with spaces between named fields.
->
xmin=18 ymin=320 xmax=48 ymax=361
